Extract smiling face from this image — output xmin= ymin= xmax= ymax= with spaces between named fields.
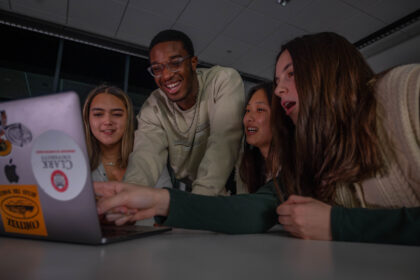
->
xmin=88 ymin=93 xmax=127 ymax=148
xmin=149 ymin=41 xmax=198 ymax=110
xmin=243 ymin=89 xmax=272 ymax=158
xmin=274 ymin=50 xmax=299 ymax=125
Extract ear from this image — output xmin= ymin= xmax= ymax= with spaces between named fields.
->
xmin=190 ymin=56 xmax=198 ymax=71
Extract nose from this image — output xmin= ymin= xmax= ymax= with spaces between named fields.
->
xmin=274 ymin=82 xmax=287 ymax=98
xmin=161 ymin=64 xmax=175 ymax=80
xmin=103 ymin=113 xmax=113 ymax=125
xmin=244 ymin=111 xmax=254 ymax=124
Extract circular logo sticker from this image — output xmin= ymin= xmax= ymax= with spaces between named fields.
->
xmin=31 ymin=130 xmax=87 ymax=201
xmin=51 ymin=170 xmax=69 ymax=192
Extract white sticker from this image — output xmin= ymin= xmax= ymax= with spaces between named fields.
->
xmin=31 ymin=130 xmax=87 ymax=201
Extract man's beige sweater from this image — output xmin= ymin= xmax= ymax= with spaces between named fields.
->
xmin=124 ymin=66 xmax=244 ymax=196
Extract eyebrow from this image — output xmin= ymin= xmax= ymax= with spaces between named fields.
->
xmin=282 ymin=62 xmax=293 ymax=73
xmin=91 ymin=108 xmax=125 ymax=112
xmin=151 ymin=55 xmax=183 ymax=65
xmin=246 ymin=101 xmax=268 ymax=106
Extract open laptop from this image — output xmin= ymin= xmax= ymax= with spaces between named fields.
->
xmin=0 ymin=91 xmax=170 ymax=245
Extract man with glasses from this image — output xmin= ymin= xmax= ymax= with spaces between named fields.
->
xmin=123 ymin=29 xmax=245 ymax=196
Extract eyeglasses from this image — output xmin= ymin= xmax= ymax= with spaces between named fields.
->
xmin=147 ymin=55 xmax=191 ymax=77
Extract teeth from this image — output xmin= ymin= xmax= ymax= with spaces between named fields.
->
xmin=284 ymin=101 xmax=295 ymax=109
xmin=247 ymin=127 xmax=257 ymax=132
xmin=166 ymin=82 xmax=180 ymax=88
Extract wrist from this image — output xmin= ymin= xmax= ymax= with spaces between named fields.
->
xmin=155 ymin=188 xmax=170 ymax=216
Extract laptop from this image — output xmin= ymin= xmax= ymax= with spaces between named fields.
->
xmin=0 ymin=91 xmax=170 ymax=245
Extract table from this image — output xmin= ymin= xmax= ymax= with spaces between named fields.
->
xmin=0 ymin=227 xmax=419 ymax=280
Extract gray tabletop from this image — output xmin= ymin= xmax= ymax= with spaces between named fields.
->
xmin=1 ymin=227 xmax=419 ymax=280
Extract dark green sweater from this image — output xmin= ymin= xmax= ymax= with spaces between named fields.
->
xmin=156 ymin=181 xmax=420 ymax=245
xmin=331 ymin=207 xmax=420 ymax=245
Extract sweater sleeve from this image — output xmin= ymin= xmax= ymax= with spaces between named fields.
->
xmin=123 ymin=96 xmax=169 ymax=187
xmin=156 ymin=181 xmax=279 ymax=234
xmin=191 ymin=67 xmax=245 ymax=195
xmin=331 ymin=206 xmax=420 ymax=245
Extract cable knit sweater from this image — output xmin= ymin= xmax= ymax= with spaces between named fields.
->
xmin=335 ymin=64 xmax=420 ymax=208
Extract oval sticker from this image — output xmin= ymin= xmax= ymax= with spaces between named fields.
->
xmin=31 ymin=130 xmax=87 ymax=201
xmin=1 ymin=196 xmax=39 ymax=219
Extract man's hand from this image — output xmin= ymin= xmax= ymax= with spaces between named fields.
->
xmin=276 ymin=195 xmax=332 ymax=240
xmin=94 ymin=181 xmax=170 ymax=225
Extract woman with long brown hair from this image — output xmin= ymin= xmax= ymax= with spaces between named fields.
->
xmin=271 ymin=32 xmax=382 ymax=203
xmin=94 ymin=33 xmax=420 ymax=245
xmin=273 ymin=33 xmax=419 ymax=241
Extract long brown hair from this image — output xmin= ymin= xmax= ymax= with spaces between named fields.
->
xmin=239 ymin=82 xmax=273 ymax=193
xmin=82 ymin=84 xmax=135 ymax=170
xmin=270 ymin=32 xmax=384 ymax=203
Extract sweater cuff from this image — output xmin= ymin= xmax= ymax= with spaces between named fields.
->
xmin=330 ymin=206 xmax=344 ymax=241
xmin=331 ymin=206 xmax=364 ymax=241
xmin=154 ymin=188 xmax=186 ymax=226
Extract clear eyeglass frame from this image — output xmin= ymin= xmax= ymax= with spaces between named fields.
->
xmin=147 ymin=55 xmax=191 ymax=77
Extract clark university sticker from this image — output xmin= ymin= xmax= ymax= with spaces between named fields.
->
xmin=0 ymin=185 xmax=47 ymax=236
xmin=30 ymin=130 xmax=87 ymax=201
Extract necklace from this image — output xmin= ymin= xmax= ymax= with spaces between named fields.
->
xmin=172 ymin=89 xmax=202 ymax=134
xmin=102 ymin=158 xmax=121 ymax=167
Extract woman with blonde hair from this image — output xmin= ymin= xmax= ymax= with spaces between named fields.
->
xmin=83 ymin=84 xmax=134 ymax=181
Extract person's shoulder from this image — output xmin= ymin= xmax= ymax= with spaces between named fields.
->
xmin=138 ymin=88 xmax=168 ymax=120
xmin=375 ymin=63 xmax=420 ymax=113
xmin=376 ymin=64 xmax=420 ymax=94
xmin=198 ymin=65 xmax=241 ymax=83
xmin=142 ymin=88 xmax=164 ymax=104
xmin=142 ymin=87 xmax=173 ymax=108
xmin=375 ymin=63 xmax=420 ymax=180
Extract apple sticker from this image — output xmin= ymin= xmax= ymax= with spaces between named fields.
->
xmin=4 ymin=158 xmax=19 ymax=183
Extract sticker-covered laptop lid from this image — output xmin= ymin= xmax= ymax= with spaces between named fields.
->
xmin=0 ymin=92 xmax=103 ymax=243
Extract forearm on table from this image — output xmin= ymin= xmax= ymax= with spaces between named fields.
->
xmin=157 ymin=184 xmax=279 ymax=234
xmin=331 ymin=206 xmax=420 ymax=245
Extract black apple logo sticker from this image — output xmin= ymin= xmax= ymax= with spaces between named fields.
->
xmin=5 ymin=158 xmax=19 ymax=183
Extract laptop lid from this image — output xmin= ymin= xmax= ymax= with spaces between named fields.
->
xmin=0 ymin=92 xmax=169 ymax=244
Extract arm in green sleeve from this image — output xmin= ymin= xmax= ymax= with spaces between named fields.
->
xmin=156 ymin=181 xmax=279 ymax=234
xmin=331 ymin=207 xmax=420 ymax=245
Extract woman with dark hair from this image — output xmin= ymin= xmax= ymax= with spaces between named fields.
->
xmin=94 ymin=33 xmax=420 ymax=245
xmin=239 ymin=82 xmax=274 ymax=193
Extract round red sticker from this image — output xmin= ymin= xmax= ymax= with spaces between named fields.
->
xmin=50 ymin=170 xmax=68 ymax=192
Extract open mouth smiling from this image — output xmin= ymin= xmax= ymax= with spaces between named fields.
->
xmin=282 ymin=101 xmax=296 ymax=115
xmin=246 ymin=127 xmax=258 ymax=135
xmin=101 ymin=129 xmax=116 ymax=135
xmin=163 ymin=81 xmax=181 ymax=94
